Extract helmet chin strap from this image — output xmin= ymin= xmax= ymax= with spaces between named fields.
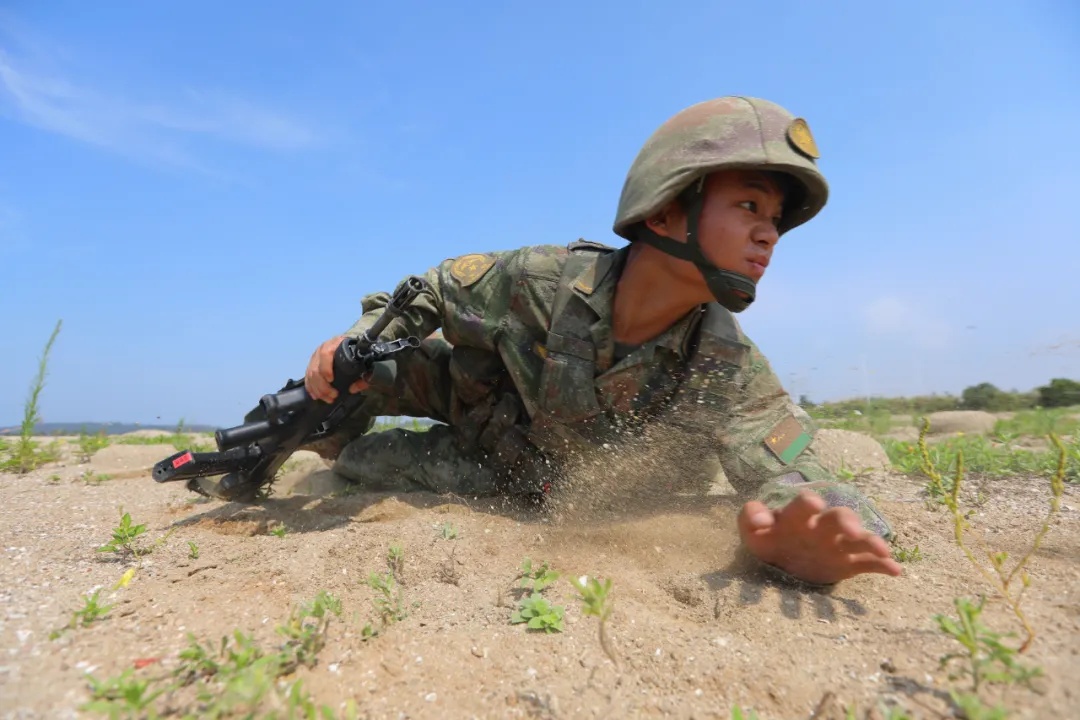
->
xmin=632 ymin=178 xmax=757 ymax=313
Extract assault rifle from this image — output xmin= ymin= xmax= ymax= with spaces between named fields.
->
xmin=152 ymin=276 xmax=428 ymax=500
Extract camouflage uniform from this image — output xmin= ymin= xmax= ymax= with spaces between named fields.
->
xmin=328 ymin=237 xmax=891 ymax=540
xmin=271 ymin=97 xmax=892 ymax=543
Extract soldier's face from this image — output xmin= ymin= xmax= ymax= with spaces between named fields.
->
xmin=648 ymin=169 xmax=785 ymax=284
xmin=698 ymin=170 xmax=784 ymax=281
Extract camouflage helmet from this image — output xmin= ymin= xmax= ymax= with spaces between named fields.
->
xmin=613 ymin=96 xmax=829 ymax=239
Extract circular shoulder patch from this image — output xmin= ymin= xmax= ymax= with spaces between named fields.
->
xmin=786 ymin=118 xmax=820 ymax=160
xmin=449 ymin=253 xmax=496 ymax=287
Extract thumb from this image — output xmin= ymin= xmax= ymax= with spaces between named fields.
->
xmin=738 ymin=500 xmax=775 ymax=537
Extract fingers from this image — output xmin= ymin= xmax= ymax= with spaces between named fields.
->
xmin=816 ymin=507 xmax=866 ymax=543
xmin=305 ymin=336 xmax=344 ymax=402
xmin=738 ymin=500 xmax=776 ymax=536
xmin=841 ymin=554 xmax=903 ymax=578
xmin=776 ymin=489 xmax=825 ymax=530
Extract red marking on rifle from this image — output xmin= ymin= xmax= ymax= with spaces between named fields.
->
xmin=172 ymin=451 xmax=194 ymax=469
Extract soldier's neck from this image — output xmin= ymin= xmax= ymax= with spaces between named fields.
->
xmin=611 ymin=244 xmax=710 ymax=346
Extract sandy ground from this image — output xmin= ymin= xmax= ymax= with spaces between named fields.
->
xmin=1 ymin=434 xmax=1077 ymax=720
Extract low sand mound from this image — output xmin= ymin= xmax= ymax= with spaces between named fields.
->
xmin=881 ymin=426 xmax=919 ymax=443
xmin=811 ymin=428 xmax=892 ymax=474
xmin=926 ymin=410 xmax=997 ymax=436
xmin=118 ymin=429 xmax=174 ymax=439
xmin=89 ymin=444 xmax=174 ymax=474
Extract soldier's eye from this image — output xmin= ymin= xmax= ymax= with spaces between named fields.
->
xmin=739 ymin=200 xmax=758 ymax=213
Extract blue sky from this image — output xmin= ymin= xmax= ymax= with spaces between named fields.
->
xmin=1 ymin=1 xmax=1078 ymax=428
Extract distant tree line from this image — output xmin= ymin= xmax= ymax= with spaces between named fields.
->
xmin=800 ymin=377 xmax=1080 ymax=416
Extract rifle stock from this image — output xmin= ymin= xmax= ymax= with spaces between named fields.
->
xmin=153 ymin=276 xmax=428 ymax=499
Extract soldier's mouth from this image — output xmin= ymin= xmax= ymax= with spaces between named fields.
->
xmin=745 ymin=255 xmax=769 ymax=279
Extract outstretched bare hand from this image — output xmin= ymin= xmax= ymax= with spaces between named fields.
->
xmin=737 ymin=489 xmax=902 ymax=586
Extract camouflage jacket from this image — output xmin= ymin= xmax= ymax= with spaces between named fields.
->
xmin=345 ymin=241 xmax=892 ymax=540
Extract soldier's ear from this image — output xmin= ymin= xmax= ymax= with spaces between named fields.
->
xmin=644 ymin=200 xmax=685 ymax=241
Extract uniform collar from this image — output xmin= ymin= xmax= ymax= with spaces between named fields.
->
xmin=567 ymin=245 xmax=705 ymax=372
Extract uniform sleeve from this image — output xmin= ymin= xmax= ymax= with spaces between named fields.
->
xmin=715 ymin=340 xmax=894 ymax=542
xmin=343 ymin=250 xmax=521 ymax=350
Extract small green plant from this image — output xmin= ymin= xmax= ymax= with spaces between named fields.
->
xmin=72 ymin=590 xmax=113 ymax=627
xmin=81 ymin=470 xmax=111 ymax=486
xmin=730 ymin=707 xmax=761 ymax=720
xmin=510 ymin=593 xmax=565 ymax=633
xmin=516 ymin=557 xmax=559 ymax=593
xmin=275 ymin=590 xmax=343 ymax=669
xmin=569 ymin=574 xmax=618 ymax=666
xmin=919 ymin=420 xmax=1066 ymax=652
xmin=439 ymin=521 xmax=458 ymax=539
xmin=77 ymin=428 xmax=110 ymax=462
xmin=916 ymin=419 xmax=1063 ymax=717
xmin=97 ymin=509 xmax=148 ymax=558
xmin=892 ymin=544 xmax=923 ymax=563
xmin=50 ymin=589 xmax=114 ymax=639
xmin=84 ymin=592 xmax=356 ymax=719
xmin=269 ymin=524 xmax=287 ymax=538
xmin=1 ymin=319 xmax=64 ymax=474
xmin=367 ymin=571 xmax=406 ymax=628
xmin=187 ymin=541 xmax=199 ymax=559
xmin=935 ymin=596 xmax=1042 ymax=693
xmin=387 ymin=542 xmax=404 ymax=580
xmin=83 ymin=668 xmax=166 ymax=719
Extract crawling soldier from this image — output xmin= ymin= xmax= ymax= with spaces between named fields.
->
xmin=197 ymin=96 xmax=902 ymax=588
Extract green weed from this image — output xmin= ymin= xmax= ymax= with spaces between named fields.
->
xmin=113 ymin=420 xmax=217 ymax=454
xmin=884 ymin=430 xmax=1078 ymax=483
xmin=275 ymin=590 xmax=343 ymax=669
xmin=72 ymin=590 xmax=114 ymax=627
xmin=77 ymin=428 xmax=110 ymax=462
xmin=81 ymin=470 xmax=111 ymax=486
xmin=83 ymin=669 xmax=166 ymax=719
xmin=187 ymin=541 xmax=200 ymax=559
xmin=83 ymin=592 xmax=354 ymax=719
xmin=439 ymin=521 xmax=458 ymax=539
xmin=569 ymin=574 xmax=618 ymax=666
xmin=892 ymin=544 xmax=924 ymax=563
xmin=49 ymin=589 xmax=114 ymax=639
xmin=916 ymin=419 xmax=1063 ymax=717
xmin=387 ymin=542 xmax=404 ymax=581
xmin=1 ymin=319 xmax=63 ymax=474
xmin=921 ymin=421 xmax=1065 ymax=653
xmin=935 ymin=596 xmax=1042 ymax=692
xmin=97 ymin=509 xmax=148 ymax=558
xmin=994 ymin=408 xmax=1079 ymax=439
xmin=510 ymin=593 xmax=565 ymax=633
xmin=516 ymin=557 xmax=559 ymax=593
xmin=367 ymin=571 xmax=406 ymax=629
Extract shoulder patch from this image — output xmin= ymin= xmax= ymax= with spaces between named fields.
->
xmin=764 ymin=415 xmax=812 ymax=465
xmin=449 ymin=254 xmax=496 ymax=287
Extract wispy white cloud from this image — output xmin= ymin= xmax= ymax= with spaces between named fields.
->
xmin=861 ymin=295 xmax=951 ymax=350
xmin=0 ymin=36 xmax=321 ymax=171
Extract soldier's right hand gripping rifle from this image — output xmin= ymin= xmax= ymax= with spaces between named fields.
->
xmin=152 ymin=276 xmax=429 ymax=501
